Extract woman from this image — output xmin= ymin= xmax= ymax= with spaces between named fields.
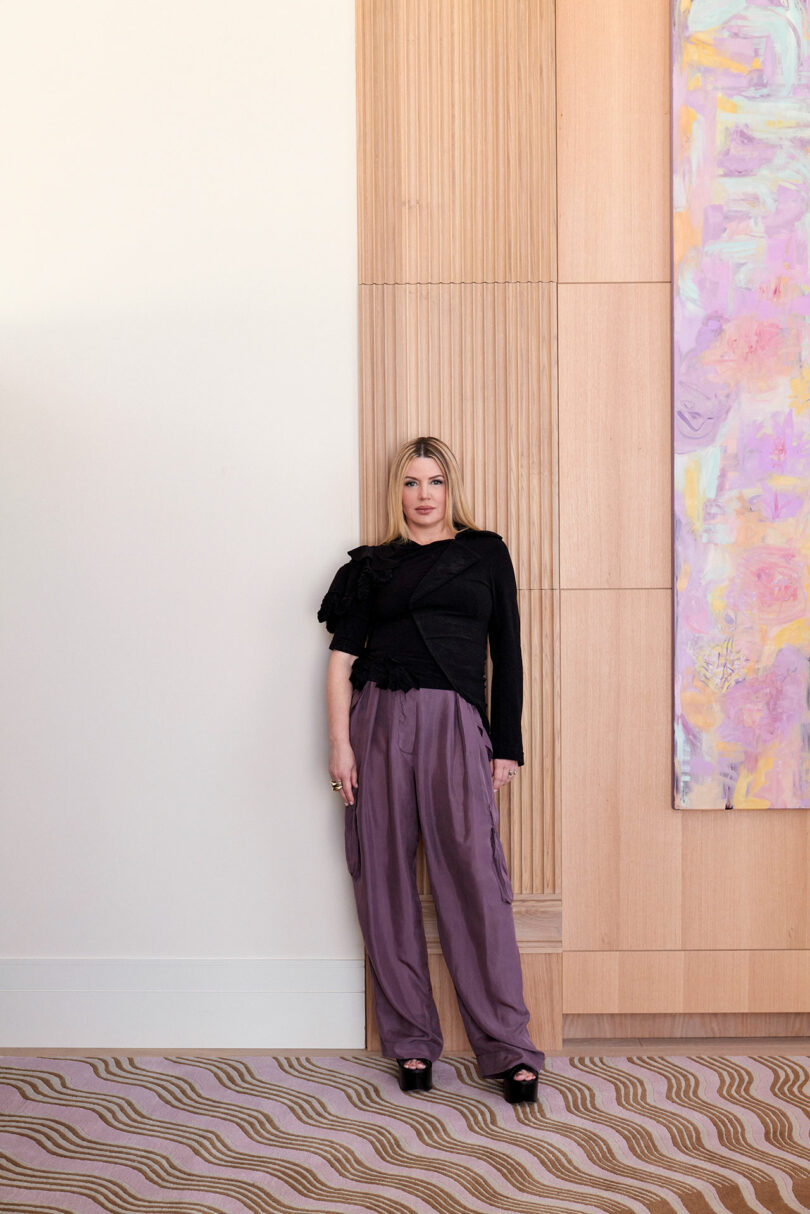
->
xmin=317 ymin=436 xmax=545 ymax=1104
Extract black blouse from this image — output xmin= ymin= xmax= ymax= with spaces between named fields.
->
xmin=318 ymin=529 xmax=525 ymax=764
xmin=330 ymin=538 xmax=456 ymax=692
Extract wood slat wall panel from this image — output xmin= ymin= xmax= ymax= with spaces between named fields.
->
xmin=562 ymin=587 xmax=810 ymax=953
xmin=359 ymin=284 xmax=556 ymax=586
xmin=556 ymin=0 xmax=810 ymax=1028
xmin=565 ymin=1013 xmax=810 ymax=1039
xmin=565 ymin=952 xmax=810 ymax=1014
xmin=561 ymin=588 xmax=682 ymax=951
xmin=357 ymin=0 xmax=556 ymax=285
xmin=558 ymin=283 xmax=671 ymax=590
xmin=556 ymin=0 xmax=670 ymax=284
xmin=359 ymin=283 xmax=559 ymax=897
xmin=357 ymin=0 xmax=810 ymax=1046
xmin=356 ymin=1 xmax=561 ymax=1043
xmin=499 ymin=589 xmax=560 ymax=891
xmin=681 ymin=808 xmax=810 ymax=951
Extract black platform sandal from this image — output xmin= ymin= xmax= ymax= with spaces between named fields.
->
xmin=496 ymin=1062 xmax=539 ymax=1104
xmin=396 ymin=1058 xmax=433 ymax=1092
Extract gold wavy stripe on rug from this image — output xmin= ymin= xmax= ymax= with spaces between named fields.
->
xmin=669 ymin=1058 xmax=810 ymax=1212
xmin=1 ymin=1062 xmax=417 ymax=1214
xmin=185 ymin=1053 xmax=603 ymax=1214
xmin=629 ymin=1056 xmax=778 ymax=1174
xmin=692 ymin=1057 xmax=810 ymax=1208
xmin=279 ymin=1054 xmax=659 ymax=1214
xmin=640 ymin=1051 xmax=810 ymax=1200
xmin=276 ymin=1053 xmax=547 ymax=1153
xmin=633 ymin=1061 xmax=810 ymax=1214
xmin=450 ymin=1052 xmax=776 ymax=1214
xmin=52 ymin=1052 xmax=648 ymax=1214
xmin=383 ymin=1050 xmax=694 ymax=1205
xmin=573 ymin=1053 xmax=772 ymax=1194
xmin=640 ymin=1056 xmax=810 ymax=1173
xmin=0 ymin=1149 xmax=220 ymax=1214
xmin=707 ymin=1056 xmax=809 ymax=1151
xmin=111 ymin=1055 xmax=476 ymax=1214
xmin=390 ymin=1054 xmax=810 ymax=1214
xmin=569 ymin=1056 xmax=783 ymax=1197
xmin=73 ymin=1056 xmax=438 ymax=1214
xmin=288 ymin=1053 xmax=810 ymax=1214
xmin=546 ymin=1055 xmax=769 ymax=1213
xmin=172 ymin=1054 xmax=556 ymax=1214
xmin=755 ymin=1057 xmax=810 ymax=1117
xmin=195 ymin=1052 xmax=528 ymax=1155
xmin=0 ymin=1059 xmax=303 ymax=1193
xmin=0 ymin=1062 xmax=337 ymax=1214
xmin=128 ymin=1053 xmax=530 ymax=1214
xmin=1 ymin=1112 xmax=339 ymax=1214
xmin=446 ymin=1048 xmax=738 ymax=1209
xmin=280 ymin=1052 xmax=543 ymax=1157
xmin=0 ymin=1061 xmax=228 ymax=1150
xmin=444 ymin=1053 xmax=728 ymax=1204
xmin=0 ymin=1203 xmax=79 ymax=1214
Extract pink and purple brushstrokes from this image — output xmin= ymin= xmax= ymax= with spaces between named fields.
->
xmin=673 ymin=0 xmax=810 ymax=808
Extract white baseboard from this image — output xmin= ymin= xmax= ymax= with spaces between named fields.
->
xmin=0 ymin=958 xmax=366 ymax=1049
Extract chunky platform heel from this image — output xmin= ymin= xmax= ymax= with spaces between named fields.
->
xmin=396 ymin=1058 xmax=433 ymax=1092
xmin=496 ymin=1062 xmax=539 ymax=1104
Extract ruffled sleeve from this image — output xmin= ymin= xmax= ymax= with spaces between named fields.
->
xmin=317 ymin=543 xmax=397 ymax=656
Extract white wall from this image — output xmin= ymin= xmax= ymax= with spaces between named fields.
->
xmin=0 ymin=0 xmax=365 ymax=1045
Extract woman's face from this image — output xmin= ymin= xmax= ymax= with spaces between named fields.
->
xmin=401 ymin=456 xmax=449 ymax=535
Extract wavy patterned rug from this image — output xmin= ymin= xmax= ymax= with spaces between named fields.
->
xmin=0 ymin=1052 xmax=808 ymax=1214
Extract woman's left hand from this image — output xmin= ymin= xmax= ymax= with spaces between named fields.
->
xmin=490 ymin=757 xmax=519 ymax=791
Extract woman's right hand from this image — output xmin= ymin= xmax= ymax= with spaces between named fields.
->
xmin=329 ymin=743 xmax=358 ymax=806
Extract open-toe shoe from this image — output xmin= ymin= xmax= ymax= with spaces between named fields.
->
xmin=496 ymin=1062 xmax=539 ymax=1104
xmin=396 ymin=1058 xmax=433 ymax=1092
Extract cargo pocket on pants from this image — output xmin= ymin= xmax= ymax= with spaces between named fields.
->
xmin=344 ymin=802 xmax=361 ymax=879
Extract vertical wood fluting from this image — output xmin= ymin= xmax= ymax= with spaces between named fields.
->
xmin=357 ymin=284 xmax=557 ymax=895
xmin=357 ymin=0 xmax=555 ymax=284
xmin=356 ymin=0 xmax=561 ymax=1050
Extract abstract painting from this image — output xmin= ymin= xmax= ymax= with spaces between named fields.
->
xmin=673 ymin=0 xmax=810 ymax=808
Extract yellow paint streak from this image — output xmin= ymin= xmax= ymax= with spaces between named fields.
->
xmin=716 ymin=95 xmax=738 ymax=113
xmin=676 ymin=562 xmax=690 ymax=592
xmin=733 ymin=752 xmax=774 ymax=810
xmin=673 ymin=209 xmax=701 ymax=273
xmin=679 ymin=104 xmax=697 ymax=149
xmin=683 ymin=457 xmax=702 ymax=529
xmin=708 ymin=583 xmax=726 ymax=621
xmin=685 ymin=36 xmax=756 ymax=75
xmin=789 ymin=364 xmax=810 ymax=415
xmin=771 ymin=618 xmax=810 ymax=650
xmin=682 ymin=680 xmax=721 ymax=732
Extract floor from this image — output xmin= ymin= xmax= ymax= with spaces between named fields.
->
xmin=2 ymin=1048 xmax=808 ymax=1213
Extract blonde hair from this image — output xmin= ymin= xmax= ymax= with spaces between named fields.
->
xmin=379 ymin=436 xmax=481 ymax=545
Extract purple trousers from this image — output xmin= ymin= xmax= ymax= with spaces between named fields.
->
xmin=346 ymin=680 xmax=545 ymax=1078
